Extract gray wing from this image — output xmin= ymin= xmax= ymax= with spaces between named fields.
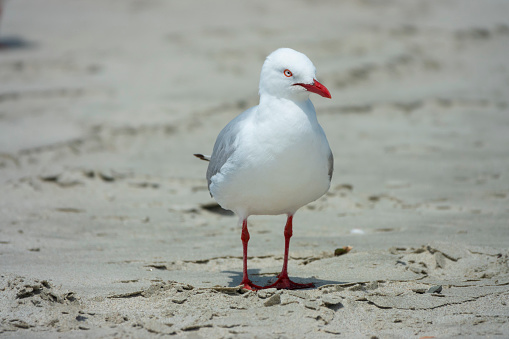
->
xmin=327 ymin=151 xmax=334 ymax=181
xmin=206 ymin=107 xmax=254 ymax=193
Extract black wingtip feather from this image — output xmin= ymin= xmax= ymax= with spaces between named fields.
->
xmin=194 ymin=154 xmax=210 ymax=161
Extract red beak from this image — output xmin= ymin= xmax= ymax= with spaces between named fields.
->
xmin=294 ymin=79 xmax=331 ymax=99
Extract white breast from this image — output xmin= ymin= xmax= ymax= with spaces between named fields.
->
xmin=209 ymin=98 xmax=332 ymax=217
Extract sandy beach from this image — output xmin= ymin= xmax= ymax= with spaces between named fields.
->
xmin=1 ymin=0 xmax=509 ymax=337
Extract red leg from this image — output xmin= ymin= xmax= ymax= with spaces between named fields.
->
xmin=240 ymin=219 xmax=262 ymax=290
xmin=262 ymin=215 xmax=314 ymax=290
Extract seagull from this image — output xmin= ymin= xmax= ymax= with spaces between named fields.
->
xmin=195 ymin=48 xmax=333 ymax=290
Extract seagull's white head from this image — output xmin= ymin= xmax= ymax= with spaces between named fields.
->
xmin=259 ymin=48 xmax=331 ymax=101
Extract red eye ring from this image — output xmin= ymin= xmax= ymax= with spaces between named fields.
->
xmin=284 ymin=69 xmax=293 ymax=77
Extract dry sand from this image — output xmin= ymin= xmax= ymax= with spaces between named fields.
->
xmin=1 ymin=0 xmax=509 ymax=338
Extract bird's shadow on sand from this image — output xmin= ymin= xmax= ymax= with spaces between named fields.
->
xmin=222 ymin=269 xmax=344 ymax=289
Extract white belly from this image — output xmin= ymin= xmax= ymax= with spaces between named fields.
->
xmin=210 ymin=111 xmax=332 ymax=217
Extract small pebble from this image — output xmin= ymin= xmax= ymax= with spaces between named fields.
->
xmin=426 ymin=285 xmax=442 ymax=294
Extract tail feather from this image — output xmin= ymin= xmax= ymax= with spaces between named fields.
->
xmin=194 ymin=154 xmax=210 ymax=162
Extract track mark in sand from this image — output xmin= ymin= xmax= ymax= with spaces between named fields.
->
xmin=118 ymin=279 xmax=140 ymax=284
xmin=108 ymin=281 xmax=193 ymax=300
xmin=0 ymin=88 xmax=101 ymax=103
xmin=354 ymin=245 xmax=509 ymax=310
xmin=384 ymin=144 xmax=441 ymax=155
xmin=0 ymin=57 xmax=103 ymax=79
xmin=322 ymin=98 xmax=507 ymax=117
xmin=128 ymin=181 xmax=160 ymax=189
xmin=323 ymin=104 xmax=373 ymax=114
xmin=0 ymin=275 xmax=82 ymax=332
xmin=374 ymin=228 xmax=397 ymax=233
xmin=181 ymin=323 xmax=213 ymax=331
xmin=146 ymin=264 xmax=169 ymax=270
xmin=0 ymin=153 xmax=20 ymax=168
xmin=200 ymin=202 xmax=235 ymax=216
xmin=485 ymin=192 xmax=508 ymax=199
xmin=366 ymin=287 xmax=508 ymax=311
xmin=0 ymin=123 xmax=179 ymax=172
xmin=10 ymin=279 xmax=77 ymax=304
xmin=37 ymin=168 xmax=129 ymax=186
xmin=315 ymin=185 xmax=471 ymax=213
xmin=389 ymin=244 xmax=509 ymax=284
xmin=54 ymin=207 xmax=85 ymax=213
xmin=454 ymin=25 xmax=509 ymax=42
xmin=108 ymin=291 xmax=144 ymax=299
xmin=141 ymin=254 xmax=278 ymax=272
xmin=368 ymin=194 xmax=404 ymax=204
